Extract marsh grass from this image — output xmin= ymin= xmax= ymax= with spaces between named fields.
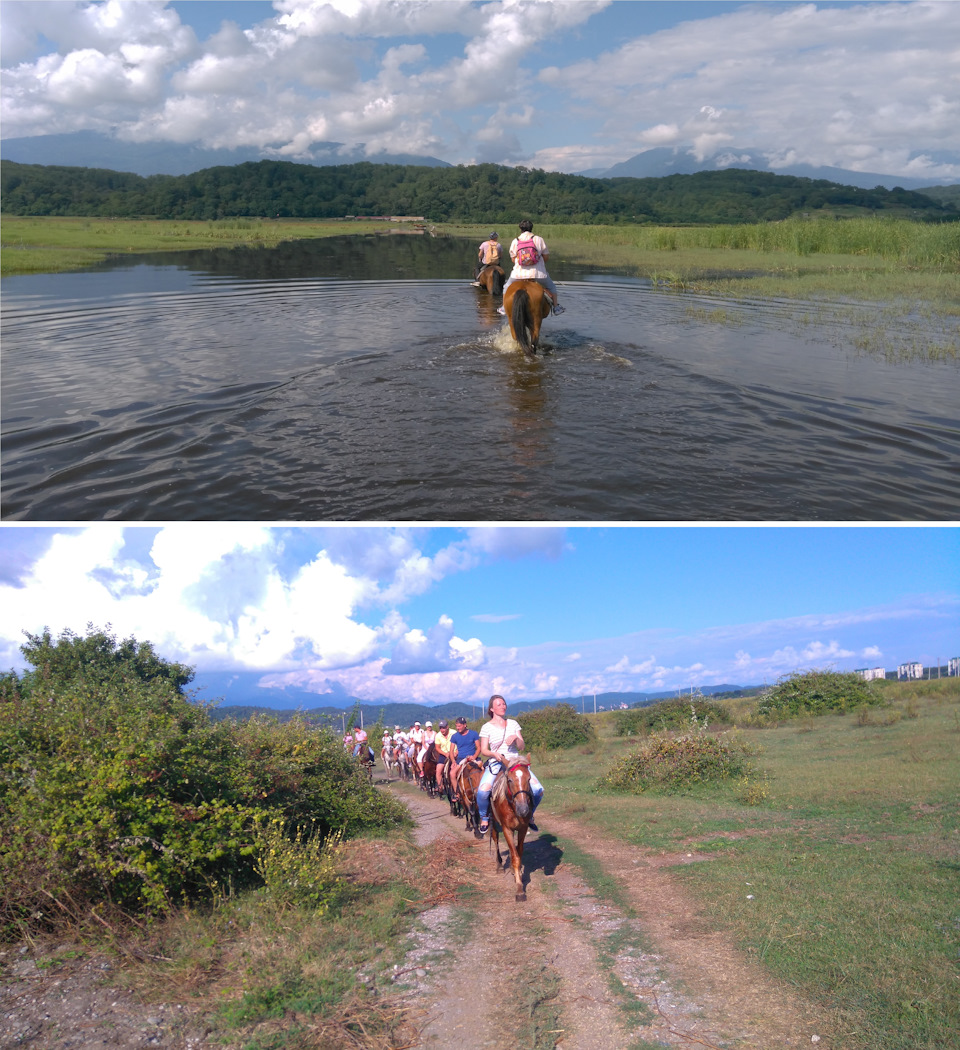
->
xmin=0 ymin=215 xmax=388 ymax=276
xmin=539 ymin=679 xmax=960 ymax=1050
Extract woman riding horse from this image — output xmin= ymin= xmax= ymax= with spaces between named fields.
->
xmin=476 ymin=694 xmax=543 ymax=835
xmin=498 ymin=220 xmax=563 ymax=314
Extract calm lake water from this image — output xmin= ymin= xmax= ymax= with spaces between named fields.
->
xmin=2 ymin=233 xmax=958 ymax=520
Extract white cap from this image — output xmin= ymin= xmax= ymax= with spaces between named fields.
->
xmin=425 ymin=721 xmax=433 ymax=727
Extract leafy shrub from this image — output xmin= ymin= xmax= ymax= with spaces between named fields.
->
xmin=757 ymin=669 xmax=882 ymax=720
xmin=254 ymin=820 xmax=343 ymax=911
xmin=0 ymin=627 xmax=406 ymax=930
xmin=519 ymin=703 xmax=595 ymax=750
xmin=613 ymin=696 xmax=731 ymax=736
xmin=601 ymin=720 xmax=754 ymax=795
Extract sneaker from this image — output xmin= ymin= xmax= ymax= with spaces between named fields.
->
xmin=528 ymin=820 xmax=539 ymax=832
xmin=552 ymin=304 xmax=565 ymax=315
xmin=478 ymin=820 xmax=490 ymax=834
xmin=496 ymin=306 xmax=505 ymax=315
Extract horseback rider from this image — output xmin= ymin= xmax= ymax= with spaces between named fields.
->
xmin=476 ymin=694 xmax=543 ymax=836
xmin=475 ymin=231 xmax=502 ymax=280
xmin=351 ymin=723 xmax=368 ymax=758
xmin=433 ymin=719 xmax=453 ymax=791
xmin=449 ymin=715 xmax=481 ymax=792
xmin=498 ymin=220 xmax=563 ymax=316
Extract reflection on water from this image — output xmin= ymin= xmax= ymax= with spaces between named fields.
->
xmin=2 ymin=234 xmax=958 ymax=521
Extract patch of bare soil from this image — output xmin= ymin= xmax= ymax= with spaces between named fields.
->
xmin=0 ymin=945 xmax=224 ymax=1050
xmin=390 ymin=783 xmax=833 ymax=1050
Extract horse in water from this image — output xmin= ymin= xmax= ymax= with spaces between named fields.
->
xmin=476 ymin=264 xmax=505 ymax=296
xmin=489 ymin=756 xmax=536 ymax=901
xmin=504 ymin=280 xmax=552 ymax=358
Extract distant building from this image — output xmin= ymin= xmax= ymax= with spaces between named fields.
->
xmin=949 ymin=657 xmax=960 ymax=677
xmin=855 ymin=667 xmax=885 ymax=681
xmin=898 ymin=662 xmax=924 ymax=681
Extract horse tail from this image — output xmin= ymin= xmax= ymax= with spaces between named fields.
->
xmin=492 ymin=267 xmax=504 ymax=295
xmin=511 ymin=288 xmax=533 ymax=354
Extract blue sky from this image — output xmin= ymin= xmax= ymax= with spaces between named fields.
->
xmin=1 ymin=526 xmax=956 ymax=706
xmin=2 ymin=1 xmax=958 ymax=180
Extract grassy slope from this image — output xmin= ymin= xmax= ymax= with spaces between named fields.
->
xmin=539 ymin=679 xmax=960 ymax=1050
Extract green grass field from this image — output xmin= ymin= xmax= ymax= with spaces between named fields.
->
xmin=538 ymin=679 xmax=960 ymax=1050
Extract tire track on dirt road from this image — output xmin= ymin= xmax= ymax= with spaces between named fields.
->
xmin=391 ymin=782 xmax=832 ymax=1050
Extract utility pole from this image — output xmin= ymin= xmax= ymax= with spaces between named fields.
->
xmin=593 ymin=693 xmax=597 ymax=714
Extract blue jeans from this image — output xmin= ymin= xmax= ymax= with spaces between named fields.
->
xmin=477 ymin=761 xmax=543 ymax=821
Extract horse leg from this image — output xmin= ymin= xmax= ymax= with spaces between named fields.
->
xmin=514 ymin=824 xmax=528 ymax=901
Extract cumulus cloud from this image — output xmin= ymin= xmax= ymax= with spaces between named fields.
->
xmin=0 ymin=527 xmax=954 ymax=706
xmin=2 ymin=1 xmax=956 ymax=176
xmin=382 ymin=614 xmax=484 ymax=675
xmin=543 ymin=0 xmax=960 ymax=177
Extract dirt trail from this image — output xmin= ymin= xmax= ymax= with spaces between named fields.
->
xmin=393 ymin=784 xmax=830 ymax=1050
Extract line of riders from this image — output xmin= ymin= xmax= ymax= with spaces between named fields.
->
xmin=343 ymin=694 xmax=543 ymax=839
xmin=472 ymin=220 xmax=564 ymax=316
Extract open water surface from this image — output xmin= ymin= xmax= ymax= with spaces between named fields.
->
xmin=2 ymin=233 xmax=958 ymax=520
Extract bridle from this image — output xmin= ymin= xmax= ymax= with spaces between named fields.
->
xmin=503 ymin=761 xmax=534 ymax=807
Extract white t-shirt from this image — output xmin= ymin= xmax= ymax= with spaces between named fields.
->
xmin=480 ymin=718 xmax=523 ymax=761
xmin=509 ymin=234 xmax=549 ymax=280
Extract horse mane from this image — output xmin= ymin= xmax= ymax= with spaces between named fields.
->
xmin=490 ymin=755 xmax=531 ymax=804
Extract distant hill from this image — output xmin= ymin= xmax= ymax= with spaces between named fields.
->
xmin=597 ymin=146 xmax=960 ymax=192
xmin=202 ymin=683 xmax=752 ymax=728
xmin=5 ymin=158 xmax=956 ymax=225
xmin=0 ymin=131 xmax=450 ymax=177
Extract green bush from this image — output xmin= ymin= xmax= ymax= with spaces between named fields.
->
xmin=254 ymin=820 xmax=343 ymax=912
xmin=757 ymin=669 xmax=882 ymax=720
xmin=613 ymin=696 xmax=731 ymax=736
xmin=600 ymin=726 xmax=754 ymax=794
xmin=0 ymin=627 xmax=406 ymax=929
xmin=519 ymin=703 xmax=595 ymax=750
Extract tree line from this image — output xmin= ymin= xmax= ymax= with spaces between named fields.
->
xmin=3 ymin=159 xmax=957 ymax=225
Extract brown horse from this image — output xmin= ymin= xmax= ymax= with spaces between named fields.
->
xmin=420 ymin=744 xmax=438 ymax=797
xmin=489 ymin=756 xmax=535 ymax=901
xmin=476 ymin=264 xmax=505 ymax=295
xmin=456 ymin=759 xmax=484 ymax=838
xmin=504 ymin=280 xmax=551 ymax=358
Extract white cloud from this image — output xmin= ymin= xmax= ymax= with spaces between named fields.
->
xmin=1 ymin=1 xmax=956 ymax=177
xmin=1 ymin=527 xmax=955 ymax=707
xmin=382 ymin=614 xmax=485 ymax=675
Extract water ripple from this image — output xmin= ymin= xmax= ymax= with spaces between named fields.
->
xmin=2 ymin=248 xmax=957 ymax=521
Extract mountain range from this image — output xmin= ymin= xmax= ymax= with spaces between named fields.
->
xmin=0 ymin=131 xmax=450 ymax=177
xmin=2 ymin=132 xmax=956 ymax=192
xmin=188 ymin=669 xmax=751 ymax=727
xmin=590 ymin=146 xmax=960 ymax=192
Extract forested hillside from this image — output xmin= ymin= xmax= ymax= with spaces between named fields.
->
xmin=3 ymin=159 xmax=957 ymax=225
